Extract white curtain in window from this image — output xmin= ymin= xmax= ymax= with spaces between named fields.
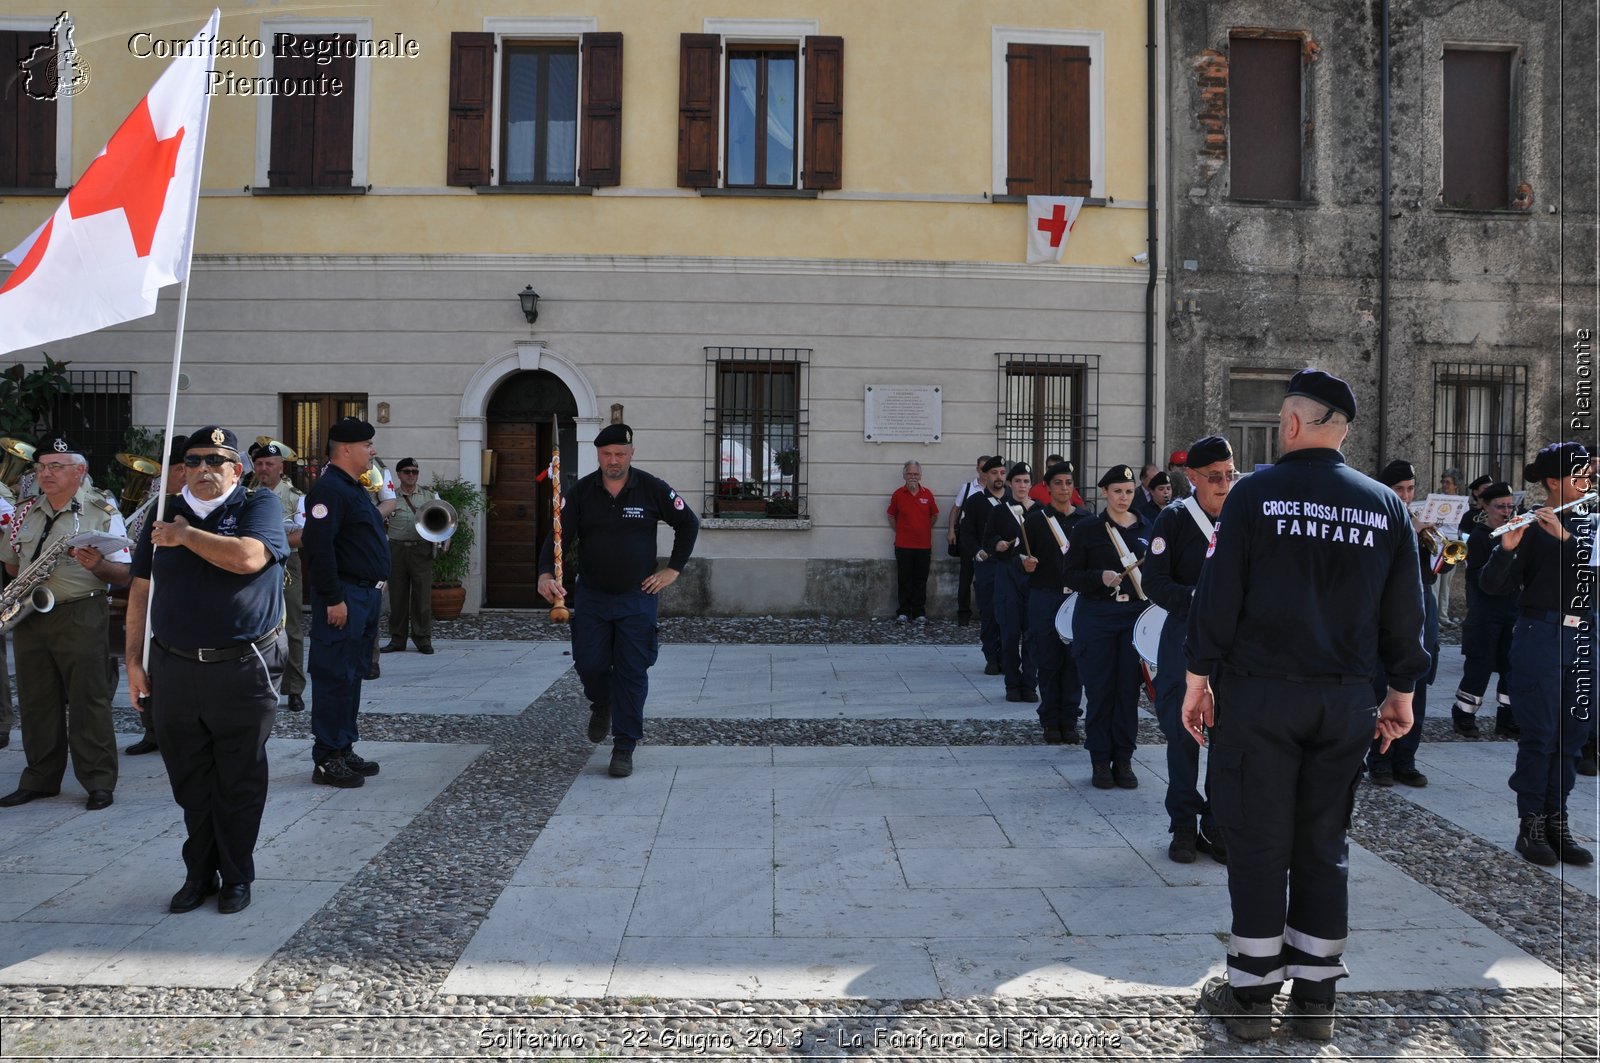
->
xmin=547 ymin=52 xmax=577 ymax=183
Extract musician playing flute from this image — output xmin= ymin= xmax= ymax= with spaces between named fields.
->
xmin=0 ymin=433 xmax=131 ymax=811
xmin=984 ymin=462 xmax=1039 ymax=705
xmin=1479 ymin=441 xmax=1598 ymax=867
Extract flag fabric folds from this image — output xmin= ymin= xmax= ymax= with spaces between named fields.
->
xmin=0 ymin=10 xmax=219 ymax=355
xmin=1025 ymin=195 xmax=1084 ymax=265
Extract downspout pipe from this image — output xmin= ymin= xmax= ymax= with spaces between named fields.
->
xmin=1145 ymin=0 xmax=1158 ymax=466
xmin=1377 ymin=0 xmax=1391 ymax=460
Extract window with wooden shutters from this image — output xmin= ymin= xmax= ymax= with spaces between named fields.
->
xmin=268 ymin=34 xmax=356 ymax=189
xmin=803 ymin=37 xmax=842 ymax=190
xmin=0 ymin=29 xmax=58 ymax=188
xmin=1228 ymin=36 xmax=1304 ymax=202
xmin=447 ymin=32 xmax=495 ymax=187
xmin=678 ymin=34 xmax=722 ymax=188
xmin=579 ymin=33 xmax=623 ymax=186
xmin=1004 ymin=44 xmax=1090 ymax=198
xmin=501 ymin=43 xmax=579 ymax=184
xmin=1442 ymin=48 xmax=1514 ymax=209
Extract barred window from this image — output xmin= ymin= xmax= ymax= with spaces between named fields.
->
xmin=1228 ymin=367 xmax=1292 ymax=471
xmin=282 ymin=392 xmax=368 ymax=489
xmin=51 ymin=370 xmax=133 ymax=490
xmin=705 ymin=348 xmax=808 ymax=518
xmin=1432 ymin=363 xmax=1526 ymax=484
xmin=996 ymin=353 xmax=1097 ymax=497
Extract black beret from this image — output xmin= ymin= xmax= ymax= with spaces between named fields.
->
xmin=1525 ymin=441 xmax=1593 ymax=483
xmin=33 ymin=432 xmax=78 ymax=457
xmin=1467 ymin=474 xmax=1493 ymax=492
xmin=396 ymin=457 xmax=418 ymax=471
xmin=1376 ymin=459 xmax=1416 ymax=487
xmin=1184 ymin=435 xmax=1233 ymax=469
xmin=1148 ymin=471 xmax=1170 ymax=489
xmin=249 ymin=440 xmax=287 ymax=460
xmin=1098 ymin=464 xmax=1138 ymax=489
xmin=1007 ymin=462 xmax=1031 ymax=481
xmin=594 ymin=423 xmax=634 ymax=447
xmin=981 ymin=456 xmax=1005 ymax=473
xmin=185 ymin=426 xmax=240 ymax=455
xmin=328 ymin=417 xmax=376 ymax=444
xmin=1479 ymin=482 xmax=1513 ymax=503
xmin=1286 ymin=368 xmax=1357 ymax=423
xmin=165 ymin=435 xmax=187 ymax=465
xmin=1043 ymin=461 xmax=1075 ymax=484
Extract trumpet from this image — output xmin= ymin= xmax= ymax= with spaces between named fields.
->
xmin=416 ymin=498 xmax=457 ymax=544
xmin=1420 ymin=526 xmax=1468 ymax=566
xmin=1491 ymin=492 xmax=1598 ymax=537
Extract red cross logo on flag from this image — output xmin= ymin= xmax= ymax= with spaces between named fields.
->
xmin=1025 ymin=196 xmax=1085 ymax=265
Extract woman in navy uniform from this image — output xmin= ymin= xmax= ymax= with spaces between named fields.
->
xmin=959 ymin=457 xmax=1007 ymax=675
xmin=1021 ymin=461 xmax=1091 ymax=742
xmin=1453 ymin=482 xmax=1520 ymax=736
xmin=1479 ymin=441 xmax=1597 ymax=867
xmin=1063 ymin=464 xmax=1150 ymax=789
xmin=1142 ymin=435 xmax=1235 ymax=864
xmin=983 ymin=463 xmax=1038 ymax=703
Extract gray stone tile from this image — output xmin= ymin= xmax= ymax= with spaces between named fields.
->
xmin=510 ymin=815 xmax=657 ymax=888
xmin=657 ymin=811 xmax=773 ymax=849
xmin=886 ymin=815 xmax=1012 ymax=849
xmin=555 ymin=772 xmax=674 ymax=816
xmin=777 ymin=886 xmax=1067 ymax=939
xmin=869 ymin=765 xmax=1073 ymax=790
xmin=442 ymin=886 xmax=635 ymax=996
xmin=609 ymin=937 xmax=941 ymax=999
xmin=928 ymin=933 xmax=1225 ymax=996
xmin=0 ymin=920 xmax=150 ymax=985
xmin=18 ymin=842 xmax=183 ymax=925
xmin=0 ymin=872 xmax=84 ymax=921
xmin=776 ymin=786 xmax=989 ymax=818
xmin=771 ymin=746 xmax=957 ymax=766
xmin=250 ymin=808 xmax=412 ymax=881
xmin=1346 ymin=844 xmax=1486 ymax=930
xmin=0 ymin=802 xmax=182 ymax=875
xmin=630 ymin=848 xmax=774 ymax=936
xmin=1098 ymin=814 xmax=1229 ymax=887
xmin=774 ymin=842 xmax=905 ymax=891
xmin=897 ymin=846 xmax=1163 ymax=889
xmin=1041 ymin=884 xmax=1231 ymax=937
xmin=1342 ymin=927 xmax=1560 ymax=991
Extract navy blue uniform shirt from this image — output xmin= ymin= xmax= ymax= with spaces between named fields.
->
xmin=982 ymin=497 xmax=1037 ymax=571
xmin=1143 ymin=498 xmax=1220 ymax=621
xmin=1022 ymin=503 xmax=1092 ymax=591
xmin=959 ymin=489 xmax=1005 ymax=559
xmin=1062 ymin=510 xmax=1150 ymax=603
xmin=300 ymin=464 xmax=389 ymax=604
xmin=538 ymin=467 xmax=699 ymax=593
xmin=1186 ymin=447 xmax=1429 ymax=691
xmin=131 ymin=485 xmax=289 ymax=647
xmin=1480 ymin=510 xmax=1599 ymax=617
xmin=1464 ymin=522 xmax=1519 ymax=623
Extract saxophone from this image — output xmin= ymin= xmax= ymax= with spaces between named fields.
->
xmin=0 ymin=536 xmax=74 ymax=635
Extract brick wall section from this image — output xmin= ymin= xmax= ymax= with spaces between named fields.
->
xmin=1193 ymin=48 xmax=1227 ymax=182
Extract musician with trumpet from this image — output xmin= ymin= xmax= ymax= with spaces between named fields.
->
xmin=1479 ymin=441 xmax=1598 ymax=867
xmin=0 ymin=433 xmax=132 ymax=811
xmin=381 ymin=458 xmax=450 ymax=655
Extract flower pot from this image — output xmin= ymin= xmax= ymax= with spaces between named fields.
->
xmin=431 ymin=583 xmax=467 ymax=620
xmin=717 ymin=498 xmax=767 ymax=516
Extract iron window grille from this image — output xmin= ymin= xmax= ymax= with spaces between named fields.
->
xmin=51 ymin=370 xmax=134 ymax=491
xmin=1432 ymin=363 xmax=1527 ymax=486
xmin=705 ymin=347 xmax=809 ymax=518
xmin=995 ymin=353 xmax=1098 ymax=502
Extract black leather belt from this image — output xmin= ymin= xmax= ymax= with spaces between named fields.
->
xmin=346 ymin=578 xmax=387 ymax=589
xmin=157 ymin=625 xmax=282 ymax=664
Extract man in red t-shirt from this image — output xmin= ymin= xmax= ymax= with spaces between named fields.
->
xmin=887 ymin=460 xmax=940 ymax=623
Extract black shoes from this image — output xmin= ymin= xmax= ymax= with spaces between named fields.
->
xmin=1021 ymin=688 xmax=1039 ymax=703
xmin=1546 ymin=812 xmax=1594 ymax=865
xmin=1368 ymin=767 xmax=1394 ymax=788
xmin=1450 ymin=709 xmax=1480 ymax=737
xmin=0 ymin=787 xmax=53 ymax=807
xmin=1042 ymin=727 xmax=1063 ymax=745
xmin=313 ymin=757 xmax=365 ymax=788
xmin=414 ymin=641 xmax=435 ymax=655
xmin=1060 ymin=723 xmax=1082 ymax=745
xmin=1091 ymin=762 xmax=1114 ymax=789
xmin=1168 ymin=820 xmax=1198 ymax=864
xmin=587 ymin=705 xmax=611 ymax=743
xmin=1198 ymin=823 xmax=1228 ymax=864
xmin=983 ymin=661 xmax=1002 ymax=676
xmin=169 ymin=874 xmax=220 ymax=913
xmin=1005 ymin=688 xmax=1024 ymax=703
xmin=608 ymin=748 xmax=634 ymax=778
xmin=343 ymin=751 xmax=380 ymax=777
xmin=287 ymin=694 xmax=305 ymax=713
xmin=366 ymin=665 xmax=381 ymax=680
xmin=1112 ymin=760 xmax=1138 ymax=789
xmin=1392 ymin=767 xmax=1429 ymax=788
xmin=85 ymin=789 xmax=114 ymax=811
xmin=1495 ymin=716 xmax=1520 ymax=738
xmin=1198 ymin=976 xmax=1272 ymax=1041
xmin=380 ymin=641 xmax=405 ymax=654
xmin=125 ymin=735 xmax=159 ymax=755
xmin=1286 ymin=997 xmax=1335 ymax=1040
xmin=1516 ymin=814 xmax=1558 ymax=866
xmin=217 ymin=883 xmax=251 ymax=914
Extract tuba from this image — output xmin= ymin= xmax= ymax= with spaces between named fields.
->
xmin=115 ymin=452 xmax=161 ymax=517
xmin=416 ymin=498 xmax=458 ymax=543
xmin=0 ymin=438 xmax=35 ymax=492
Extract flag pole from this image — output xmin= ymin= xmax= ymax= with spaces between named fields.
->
xmin=140 ymin=9 xmax=221 ymax=676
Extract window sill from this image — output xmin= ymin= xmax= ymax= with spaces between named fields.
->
xmin=476 ymin=185 xmax=595 ymax=195
xmin=1432 ymin=205 xmax=1531 ymax=217
xmin=1224 ymin=197 xmax=1319 ymax=209
xmin=699 ymin=187 xmax=819 ymax=199
xmin=250 ymin=186 xmax=369 ymax=196
xmin=991 ymin=195 xmax=1108 ymax=207
xmin=701 ymin=516 xmax=812 ymax=530
xmin=0 ymin=187 xmax=67 ymax=197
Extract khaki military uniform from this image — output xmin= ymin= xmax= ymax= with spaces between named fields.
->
xmin=266 ymin=478 xmax=306 ymax=699
xmin=0 ymin=485 xmax=127 ymax=795
xmin=386 ymin=486 xmax=438 ymax=648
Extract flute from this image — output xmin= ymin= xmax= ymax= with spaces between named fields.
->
xmin=1491 ymin=492 xmax=1598 ymax=537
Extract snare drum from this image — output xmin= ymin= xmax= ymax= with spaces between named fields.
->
xmin=1133 ymin=604 xmax=1168 ymax=672
xmin=1054 ymin=593 xmax=1078 ymax=644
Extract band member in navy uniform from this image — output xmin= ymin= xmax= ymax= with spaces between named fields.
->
xmin=1454 ymin=482 xmax=1520 ymax=736
xmin=125 ymin=427 xmax=289 ymax=915
xmin=537 ymin=424 xmax=698 ymax=779
xmin=959 ymin=457 xmax=1007 ymax=676
xmin=985 ymin=463 xmax=1038 ymax=703
xmin=1063 ymin=464 xmax=1150 ymax=790
xmin=301 ymin=417 xmax=390 ymax=789
xmin=1022 ymin=462 xmax=1091 ymax=742
xmin=1182 ymin=369 xmax=1427 ymax=1041
xmin=1142 ymin=435 xmax=1235 ymax=864
xmin=1480 ymin=442 xmax=1597 ymax=866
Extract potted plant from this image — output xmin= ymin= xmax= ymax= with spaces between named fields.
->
xmin=429 ymin=474 xmax=489 ymax=620
xmin=717 ymin=477 xmax=767 ymax=516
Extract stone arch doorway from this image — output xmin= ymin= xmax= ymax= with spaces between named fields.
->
xmin=484 ymin=371 xmax=581 ymax=607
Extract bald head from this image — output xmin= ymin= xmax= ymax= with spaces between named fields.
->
xmin=1279 ymin=396 xmax=1349 ymax=453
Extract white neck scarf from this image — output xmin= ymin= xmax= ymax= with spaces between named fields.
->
xmin=180 ymin=485 xmax=227 ymax=520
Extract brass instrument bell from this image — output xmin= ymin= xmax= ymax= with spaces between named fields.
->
xmin=0 ymin=438 xmax=35 ymax=491
xmin=252 ymin=435 xmax=298 ymax=463
xmin=1420 ymin=526 xmax=1468 ymax=566
xmin=114 ymin=452 xmax=161 ymax=517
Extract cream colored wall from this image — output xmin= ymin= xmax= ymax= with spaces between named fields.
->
xmin=29 ymin=0 xmax=1152 ymax=265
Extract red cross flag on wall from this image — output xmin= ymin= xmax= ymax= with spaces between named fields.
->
xmin=1025 ymin=195 xmax=1084 ymax=265
xmin=0 ymin=10 xmax=219 ymax=354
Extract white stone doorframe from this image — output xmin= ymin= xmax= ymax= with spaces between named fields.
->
xmin=457 ymin=340 xmax=603 ymax=612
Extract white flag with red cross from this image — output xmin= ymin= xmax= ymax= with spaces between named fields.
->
xmin=1026 ymin=195 xmax=1084 ymax=265
xmin=0 ymin=10 xmax=219 ymax=354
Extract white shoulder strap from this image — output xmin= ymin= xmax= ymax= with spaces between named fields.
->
xmin=1044 ymin=512 xmax=1068 ymax=553
xmin=1182 ymin=495 xmax=1215 ymax=541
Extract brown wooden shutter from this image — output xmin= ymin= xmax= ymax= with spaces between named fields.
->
xmin=1005 ymin=43 xmax=1049 ymax=196
xmin=314 ymin=41 xmax=356 ymax=187
xmin=447 ymin=32 xmax=495 ymax=187
xmin=1442 ymin=49 xmax=1511 ymax=209
xmin=579 ymin=32 xmax=623 ymax=187
xmin=802 ymin=36 xmax=843 ymax=190
xmin=677 ymin=33 xmax=721 ymax=188
xmin=1052 ymin=46 xmax=1091 ymax=198
xmin=268 ymin=34 xmax=316 ymax=187
xmin=1 ymin=31 xmax=57 ymax=188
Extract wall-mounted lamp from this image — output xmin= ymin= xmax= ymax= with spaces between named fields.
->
xmin=518 ymin=286 xmax=540 ymax=324
xmin=376 ymin=402 xmax=390 ymax=424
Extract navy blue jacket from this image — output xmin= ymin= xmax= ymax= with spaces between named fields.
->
xmin=300 ymin=464 xmax=389 ymax=604
xmin=1143 ymin=498 xmax=1221 ymax=622
xmin=538 ymin=467 xmax=699 ymax=593
xmin=1062 ymin=510 xmax=1150 ymax=606
xmin=1480 ymin=509 xmax=1598 ymax=618
xmin=1022 ymin=503 xmax=1092 ymax=592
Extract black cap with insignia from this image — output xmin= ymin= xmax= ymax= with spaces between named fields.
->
xmin=594 ymin=423 xmax=633 ymax=447
xmin=328 ymin=417 xmax=376 ymax=444
xmin=981 ymin=456 xmax=1005 ymax=473
xmin=185 ymin=426 xmax=240 ymax=456
xmin=1043 ymin=460 xmax=1075 ymax=484
xmin=1184 ymin=435 xmax=1233 ymax=469
xmin=1479 ymin=481 xmax=1513 ymax=503
xmin=1097 ymin=464 xmax=1137 ymax=489
xmin=1525 ymin=441 xmax=1592 ymax=483
xmin=1376 ymin=459 xmax=1415 ymax=487
xmin=1008 ymin=462 xmax=1031 ymax=481
xmin=33 ymin=432 xmax=78 ymax=457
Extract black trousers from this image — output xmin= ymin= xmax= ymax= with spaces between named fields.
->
xmin=956 ymin=550 xmax=975 ymax=621
xmin=894 ymin=547 xmax=931 ymax=619
xmin=1208 ymin=672 xmax=1376 ymax=1003
xmin=152 ymin=634 xmax=283 ymax=885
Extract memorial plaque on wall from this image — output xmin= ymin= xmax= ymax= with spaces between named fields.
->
xmin=864 ymin=385 xmax=941 ymax=443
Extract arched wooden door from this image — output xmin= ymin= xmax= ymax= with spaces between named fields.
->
xmin=484 ymin=371 xmax=579 ymax=607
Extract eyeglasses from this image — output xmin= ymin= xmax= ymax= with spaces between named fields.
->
xmin=33 ymin=461 xmax=77 ymax=474
xmin=399 ymin=469 xmax=419 ymax=475
xmin=1198 ymin=470 xmax=1242 ymax=485
xmin=183 ymin=454 xmax=234 ymax=468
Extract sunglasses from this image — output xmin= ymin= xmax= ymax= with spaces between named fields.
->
xmin=183 ymin=453 xmax=235 ymax=468
xmin=1197 ymin=470 xmax=1242 ymax=485
xmin=399 ymin=468 xmax=419 ymax=474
